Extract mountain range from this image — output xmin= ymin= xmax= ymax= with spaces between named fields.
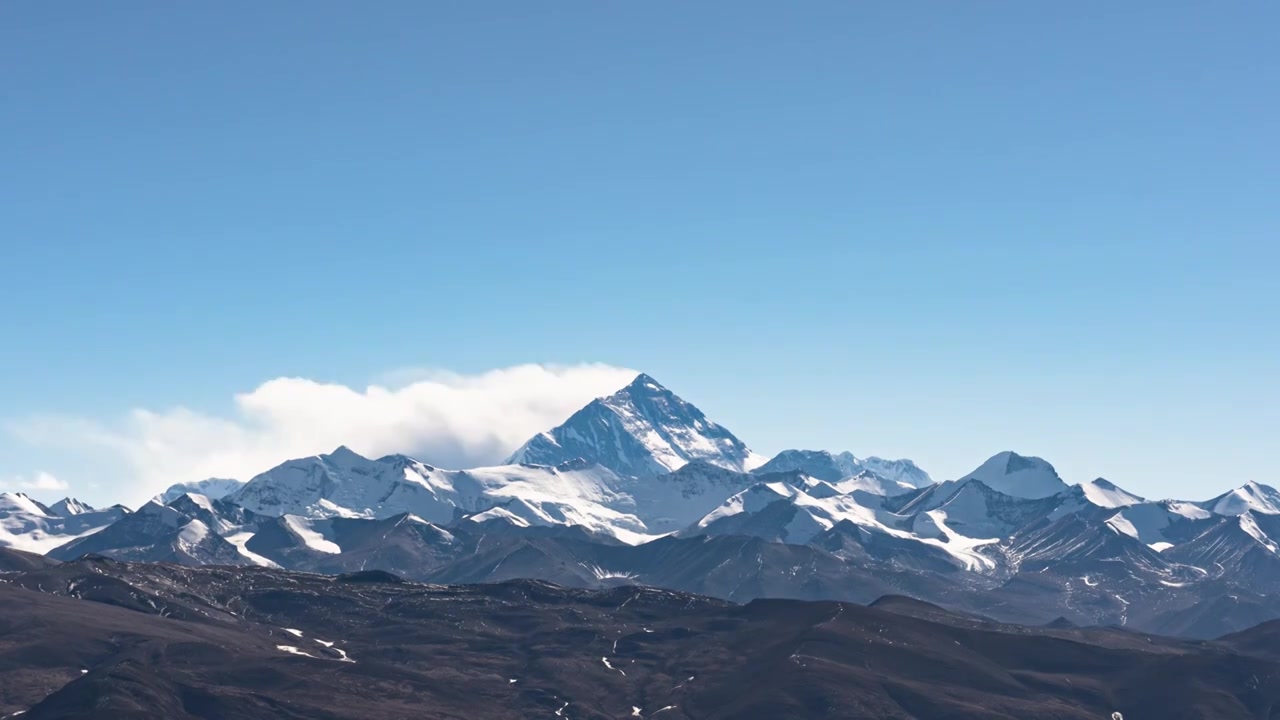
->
xmin=7 ymin=372 xmax=1280 ymax=640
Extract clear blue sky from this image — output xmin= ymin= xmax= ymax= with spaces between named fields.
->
xmin=2 ymin=1 xmax=1277 ymax=504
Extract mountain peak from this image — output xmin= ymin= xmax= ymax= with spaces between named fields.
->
xmin=625 ymin=372 xmax=665 ymax=392
xmin=1078 ymin=477 xmax=1144 ymax=508
xmin=957 ymin=451 xmax=1068 ymax=500
xmin=325 ymin=445 xmax=365 ymax=462
xmin=1204 ymin=481 xmax=1280 ymax=516
xmin=755 ymin=450 xmax=932 ymax=489
xmin=845 ymin=454 xmax=933 ymax=489
xmin=608 ymin=373 xmax=679 ymax=408
xmin=754 ymin=450 xmax=848 ymax=482
xmin=48 ymin=497 xmax=94 ymax=516
xmin=504 ymin=374 xmax=763 ymax=477
xmin=0 ymin=492 xmax=50 ymax=517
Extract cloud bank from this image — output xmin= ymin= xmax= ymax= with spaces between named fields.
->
xmin=13 ymin=472 xmax=70 ymax=493
xmin=11 ymin=363 xmax=637 ymax=505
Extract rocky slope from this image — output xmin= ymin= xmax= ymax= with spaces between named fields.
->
xmin=4 ymin=559 xmax=1280 ymax=720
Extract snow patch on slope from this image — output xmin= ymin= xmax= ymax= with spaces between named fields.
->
xmin=282 ymin=516 xmax=342 ymax=554
xmin=223 ymin=531 xmax=280 ymax=568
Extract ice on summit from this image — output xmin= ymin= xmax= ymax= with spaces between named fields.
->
xmin=954 ymin=452 xmax=1069 ymax=500
xmin=505 ymin=373 xmax=767 ymax=477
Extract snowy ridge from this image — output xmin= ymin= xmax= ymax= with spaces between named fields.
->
xmin=1106 ymin=500 xmax=1211 ymax=546
xmin=0 ymin=493 xmax=128 ymax=554
xmin=1079 ymin=478 xmax=1145 ymax=508
xmin=754 ymin=450 xmax=932 ymax=489
xmin=47 ymin=499 xmax=244 ymax=566
xmin=842 ymin=454 xmax=934 ymax=489
xmin=690 ymin=473 xmax=1000 ymax=571
xmin=1201 ymin=481 xmax=1280 ymax=516
xmin=0 ymin=492 xmax=50 ymax=518
xmin=833 ymin=471 xmax=920 ymax=498
xmin=48 ymin=498 xmax=93 ymax=516
xmin=228 ymin=449 xmax=656 ymax=544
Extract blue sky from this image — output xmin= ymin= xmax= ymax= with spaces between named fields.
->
xmin=2 ymin=1 xmax=1277 ymax=505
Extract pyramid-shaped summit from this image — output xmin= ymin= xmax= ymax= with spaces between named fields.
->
xmin=956 ymin=451 xmax=1069 ymax=499
xmin=505 ymin=373 xmax=765 ymax=477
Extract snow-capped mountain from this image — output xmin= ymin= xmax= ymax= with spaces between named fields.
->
xmin=505 ymin=373 xmax=766 ymax=477
xmin=689 ymin=473 xmax=1003 ymax=572
xmin=225 ymin=447 xmax=653 ymax=542
xmin=48 ymin=498 xmax=243 ymax=566
xmin=0 ymin=492 xmax=50 ymax=518
xmin=37 ymin=437 xmax=1280 ymax=639
xmin=154 ymin=478 xmax=246 ymax=504
xmin=841 ymin=454 xmax=934 ymax=489
xmin=833 ymin=470 xmax=920 ymax=497
xmin=1078 ymin=478 xmax=1145 ymax=508
xmin=953 ymin=451 xmax=1070 ymax=500
xmin=753 ymin=449 xmax=932 ymax=489
xmin=47 ymin=497 xmax=94 ymax=516
xmin=753 ymin=450 xmax=856 ymax=482
xmin=1199 ymin=481 xmax=1280 ymax=516
xmin=0 ymin=493 xmax=128 ymax=554
xmin=227 ymin=446 xmax=451 ymax=520
xmin=603 ymin=460 xmax=776 ymax=534
xmin=1104 ymin=499 xmax=1213 ymax=549
xmin=19 ymin=370 xmax=1280 ymax=640
xmin=220 ymin=444 xmax=913 ymax=546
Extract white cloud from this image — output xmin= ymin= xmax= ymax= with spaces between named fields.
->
xmin=14 ymin=471 xmax=70 ymax=492
xmin=10 ymin=363 xmax=637 ymax=505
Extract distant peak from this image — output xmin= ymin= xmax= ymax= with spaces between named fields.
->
xmin=0 ymin=492 xmax=50 ymax=517
xmin=325 ymin=445 xmax=367 ymax=462
xmin=958 ymin=451 xmax=1066 ymax=500
xmin=49 ymin=497 xmax=93 ymax=516
xmin=778 ymin=449 xmax=837 ymax=460
xmin=377 ymin=453 xmax=436 ymax=471
xmin=504 ymin=370 xmax=758 ymax=477
xmin=982 ymin=451 xmax=1055 ymax=475
xmin=1078 ymin=477 xmax=1144 ymax=508
xmin=623 ymin=372 xmax=668 ymax=395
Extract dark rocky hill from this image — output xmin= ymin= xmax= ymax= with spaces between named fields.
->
xmin=2 ymin=558 xmax=1279 ymax=719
